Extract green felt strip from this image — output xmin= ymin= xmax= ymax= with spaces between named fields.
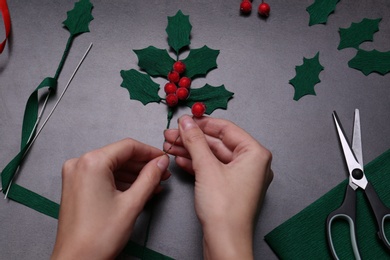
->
xmin=265 ymin=148 xmax=390 ymax=259
xmin=8 ymin=183 xmax=60 ymax=219
xmin=1 ymin=77 xmax=57 ymax=189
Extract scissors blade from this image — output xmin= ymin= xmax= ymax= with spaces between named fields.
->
xmin=352 ymin=109 xmax=363 ymax=166
xmin=333 ymin=111 xmax=367 ymax=189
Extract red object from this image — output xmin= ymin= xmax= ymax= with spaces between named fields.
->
xmin=164 ymin=82 xmax=177 ymax=94
xmin=166 ymin=94 xmax=178 ymax=107
xmin=191 ymin=102 xmax=206 ymax=117
xmin=176 ymin=87 xmax=189 ymax=100
xmin=173 ymin=61 xmax=186 ymax=74
xmin=240 ymin=0 xmax=252 ymax=14
xmin=168 ymin=71 xmax=180 ymax=83
xmin=0 ymin=0 xmax=11 ymax=54
xmin=258 ymin=2 xmax=270 ymax=17
xmin=178 ymin=77 xmax=191 ymax=89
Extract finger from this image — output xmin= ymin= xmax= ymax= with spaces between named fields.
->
xmin=164 ymin=134 xmax=233 ymax=164
xmin=97 ymin=138 xmax=164 ymax=171
xmin=163 ymin=141 xmax=190 ymax=158
xmin=115 ymin=168 xmax=171 ymax=184
xmin=124 ymin=155 xmax=170 ymax=208
xmin=193 ymin=117 xmax=261 ymax=152
xmin=175 ymin=156 xmax=195 ymax=175
xmin=177 ymin=115 xmax=216 ymax=169
xmin=164 ymin=129 xmax=181 ymax=144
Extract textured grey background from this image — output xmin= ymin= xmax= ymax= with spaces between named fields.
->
xmin=1 ymin=0 xmax=390 ymax=259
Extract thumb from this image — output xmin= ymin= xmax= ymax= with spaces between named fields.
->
xmin=178 ymin=115 xmax=216 ymax=169
xmin=124 ymin=154 xmax=169 ymax=207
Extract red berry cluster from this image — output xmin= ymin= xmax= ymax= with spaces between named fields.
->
xmin=165 ymin=61 xmax=206 ymax=117
xmin=240 ymin=0 xmax=270 ymax=17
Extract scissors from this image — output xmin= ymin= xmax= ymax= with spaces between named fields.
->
xmin=326 ymin=109 xmax=390 ymax=259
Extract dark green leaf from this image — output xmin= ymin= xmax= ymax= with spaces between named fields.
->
xmin=134 ymin=46 xmax=176 ymax=78
xmin=186 ymin=84 xmax=234 ymax=114
xmin=63 ymin=0 xmax=94 ymax=36
xmin=182 ymin=46 xmax=219 ymax=79
xmin=289 ymin=52 xmax=324 ymax=101
xmin=120 ymin=69 xmax=161 ymax=105
xmin=166 ymin=10 xmax=192 ymax=54
xmin=306 ymin=0 xmax=339 ymax=26
xmin=348 ymin=49 xmax=390 ymax=75
xmin=338 ymin=18 xmax=382 ymax=50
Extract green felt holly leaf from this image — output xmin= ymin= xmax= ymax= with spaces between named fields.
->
xmin=289 ymin=52 xmax=324 ymax=101
xmin=63 ymin=0 xmax=94 ymax=36
xmin=120 ymin=69 xmax=161 ymax=105
xmin=348 ymin=49 xmax=390 ymax=75
xmin=306 ymin=0 xmax=339 ymax=26
xmin=182 ymin=46 xmax=219 ymax=78
xmin=186 ymin=84 xmax=234 ymax=114
xmin=166 ymin=10 xmax=192 ymax=54
xmin=134 ymin=46 xmax=176 ymax=77
xmin=338 ymin=18 xmax=382 ymax=50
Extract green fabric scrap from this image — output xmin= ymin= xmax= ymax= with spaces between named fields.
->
xmin=265 ymin=148 xmax=390 ymax=259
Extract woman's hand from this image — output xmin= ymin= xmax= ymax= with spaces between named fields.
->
xmin=52 ymin=138 xmax=170 ymax=260
xmin=164 ymin=116 xmax=273 ymax=260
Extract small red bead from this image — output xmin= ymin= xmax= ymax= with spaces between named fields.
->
xmin=168 ymin=71 xmax=180 ymax=83
xmin=173 ymin=61 xmax=186 ymax=74
xmin=176 ymin=87 xmax=189 ymax=100
xmin=240 ymin=0 xmax=252 ymax=14
xmin=164 ymin=82 xmax=177 ymax=94
xmin=178 ymin=77 xmax=191 ymax=89
xmin=258 ymin=2 xmax=270 ymax=17
xmin=191 ymin=102 xmax=206 ymax=118
xmin=166 ymin=94 xmax=178 ymax=107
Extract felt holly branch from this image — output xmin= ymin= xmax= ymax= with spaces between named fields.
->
xmin=120 ymin=10 xmax=234 ymax=129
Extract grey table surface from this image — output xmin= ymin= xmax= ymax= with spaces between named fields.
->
xmin=1 ymin=0 xmax=390 ymax=259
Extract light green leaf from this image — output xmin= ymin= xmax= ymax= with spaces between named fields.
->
xmin=186 ymin=84 xmax=234 ymax=114
xmin=120 ymin=69 xmax=161 ymax=105
xmin=166 ymin=10 xmax=192 ymax=54
xmin=182 ymin=46 xmax=219 ymax=79
xmin=63 ymin=0 xmax=94 ymax=36
xmin=134 ymin=46 xmax=175 ymax=77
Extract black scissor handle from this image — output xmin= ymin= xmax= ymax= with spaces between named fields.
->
xmin=364 ymin=182 xmax=390 ymax=251
xmin=326 ymin=185 xmax=361 ymax=260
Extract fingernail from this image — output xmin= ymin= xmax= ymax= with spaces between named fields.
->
xmin=157 ymin=155 xmax=170 ymax=171
xmin=179 ymin=115 xmax=196 ymax=130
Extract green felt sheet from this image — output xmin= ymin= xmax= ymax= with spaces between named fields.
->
xmin=265 ymin=148 xmax=390 ymax=259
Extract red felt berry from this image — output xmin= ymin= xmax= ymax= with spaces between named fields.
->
xmin=191 ymin=102 xmax=206 ymax=118
xmin=240 ymin=0 xmax=252 ymax=14
xmin=173 ymin=61 xmax=186 ymax=74
xmin=168 ymin=71 xmax=180 ymax=83
xmin=166 ymin=94 xmax=178 ymax=107
xmin=178 ymin=77 xmax=191 ymax=89
xmin=258 ymin=2 xmax=270 ymax=17
xmin=176 ymin=87 xmax=189 ymax=100
xmin=164 ymin=82 xmax=177 ymax=94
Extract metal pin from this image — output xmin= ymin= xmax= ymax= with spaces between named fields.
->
xmin=164 ymin=134 xmax=180 ymax=155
